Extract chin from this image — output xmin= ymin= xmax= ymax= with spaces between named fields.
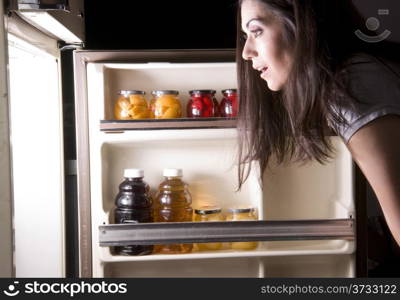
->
xmin=265 ymin=80 xmax=282 ymax=92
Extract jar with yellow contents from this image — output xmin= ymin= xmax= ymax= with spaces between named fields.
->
xmin=226 ymin=207 xmax=258 ymax=250
xmin=114 ymin=90 xmax=150 ymax=120
xmin=152 ymin=90 xmax=182 ymax=119
xmin=193 ymin=206 xmax=224 ymax=251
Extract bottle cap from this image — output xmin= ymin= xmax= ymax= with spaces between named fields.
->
xmin=163 ymin=168 xmax=183 ymax=177
xmin=124 ymin=168 xmax=144 ymax=178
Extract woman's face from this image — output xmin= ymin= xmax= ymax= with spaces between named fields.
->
xmin=241 ymin=0 xmax=293 ymax=91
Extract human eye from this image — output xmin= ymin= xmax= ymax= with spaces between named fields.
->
xmin=250 ymin=28 xmax=263 ymax=38
xmin=241 ymin=32 xmax=248 ymax=41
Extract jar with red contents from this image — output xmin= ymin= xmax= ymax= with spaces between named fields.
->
xmin=187 ymin=90 xmax=216 ymax=118
xmin=220 ymin=89 xmax=238 ymax=117
xmin=212 ymin=90 xmax=220 ymax=117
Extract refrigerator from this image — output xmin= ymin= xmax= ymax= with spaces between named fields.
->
xmin=72 ymin=50 xmax=361 ymax=278
xmin=0 ymin=1 xmax=369 ymax=278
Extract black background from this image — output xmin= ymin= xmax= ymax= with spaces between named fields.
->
xmin=84 ymin=0 xmax=237 ymax=49
xmin=83 ymin=0 xmax=400 ymax=50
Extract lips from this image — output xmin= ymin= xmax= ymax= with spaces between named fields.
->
xmin=255 ymin=66 xmax=268 ymax=78
xmin=260 ymin=67 xmax=268 ymax=76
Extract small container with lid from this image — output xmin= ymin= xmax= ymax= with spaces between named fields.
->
xmin=225 ymin=207 xmax=258 ymax=250
xmin=114 ymin=90 xmax=150 ymax=120
xmin=220 ymin=89 xmax=238 ymax=118
xmin=193 ymin=205 xmax=224 ymax=251
xmin=152 ymin=90 xmax=182 ymax=119
xmin=187 ymin=90 xmax=216 ymax=118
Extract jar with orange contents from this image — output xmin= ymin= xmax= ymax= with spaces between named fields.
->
xmin=193 ymin=206 xmax=224 ymax=251
xmin=225 ymin=207 xmax=258 ymax=250
xmin=152 ymin=90 xmax=182 ymax=119
xmin=114 ymin=90 xmax=150 ymax=120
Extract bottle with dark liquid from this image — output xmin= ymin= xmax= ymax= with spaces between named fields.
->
xmin=113 ymin=169 xmax=153 ymax=255
xmin=153 ymin=168 xmax=193 ymax=254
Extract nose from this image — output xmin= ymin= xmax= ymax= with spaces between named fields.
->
xmin=242 ymin=38 xmax=257 ymax=61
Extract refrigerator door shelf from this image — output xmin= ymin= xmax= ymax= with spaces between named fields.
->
xmin=97 ymin=219 xmax=355 ymax=263
xmin=100 ymin=118 xmax=237 ymax=131
xmin=87 ymin=62 xmax=237 ymax=122
xmin=99 ymin=219 xmax=355 ymax=246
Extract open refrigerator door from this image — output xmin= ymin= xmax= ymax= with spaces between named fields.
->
xmin=74 ymin=50 xmax=357 ymax=278
xmin=0 ymin=0 xmax=13 ymax=278
xmin=0 ymin=0 xmax=84 ymax=277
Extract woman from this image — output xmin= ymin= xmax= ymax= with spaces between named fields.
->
xmin=236 ymin=0 xmax=400 ymax=247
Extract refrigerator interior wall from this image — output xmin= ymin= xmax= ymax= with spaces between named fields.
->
xmin=86 ymin=62 xmax=355 ymax=277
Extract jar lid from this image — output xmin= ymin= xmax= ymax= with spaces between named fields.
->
xmin=151 ymin=90 xmax=179 ymax=95
xmin=163 ymin=168 xmax=183 ymax=177
xmin=124 ymin=168 xmax=144 ymax=178
xmin=227 ymin=207 xmax=255 ymax=214
xmin=189 ymin=89 xmax=216 ymax=95
xmin=195 ymin=206 xmax=222 ymax=215
xmin=119 ymin=90 xmax=145 ymax=95
xmin=221 ymin=89 xmax=237 ymax=94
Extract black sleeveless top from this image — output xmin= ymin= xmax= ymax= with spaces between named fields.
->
xmin=335 ymin=52 xmax=400 ymax=143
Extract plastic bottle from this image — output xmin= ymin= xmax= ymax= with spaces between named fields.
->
xmin=153 ymin=168 xmax=193 ymax=254
xmin=113 ymin=169 xmax=153 ymax=255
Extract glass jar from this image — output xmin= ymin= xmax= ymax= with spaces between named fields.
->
xmin=148 ymin=97 xmax=156 ymax=119
xmin=220 ymin=89 xmax=238 ymax=118
xmin=193 ymin=206 xmax=224 ymax=251
xmin=152 ymin=90 xmax=182 ymax=119
xmin=187 ymin=90 xmax=216 ymax=118
xmin=212 ymin=91 xmax=220 ymax=117
xmin=225 ymin=207 xmax=258 ymax=250
xmin=114 ymin=90 xmax=149 ymax=120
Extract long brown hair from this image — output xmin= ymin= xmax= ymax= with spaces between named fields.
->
xmin=236 ymin=0 xmax=367 ymax=189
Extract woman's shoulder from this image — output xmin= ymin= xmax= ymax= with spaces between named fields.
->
xmin=339 ymin=51 xmax=400 ymax=99
xmin=334 ymin=51 xmax=400 ymax=143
